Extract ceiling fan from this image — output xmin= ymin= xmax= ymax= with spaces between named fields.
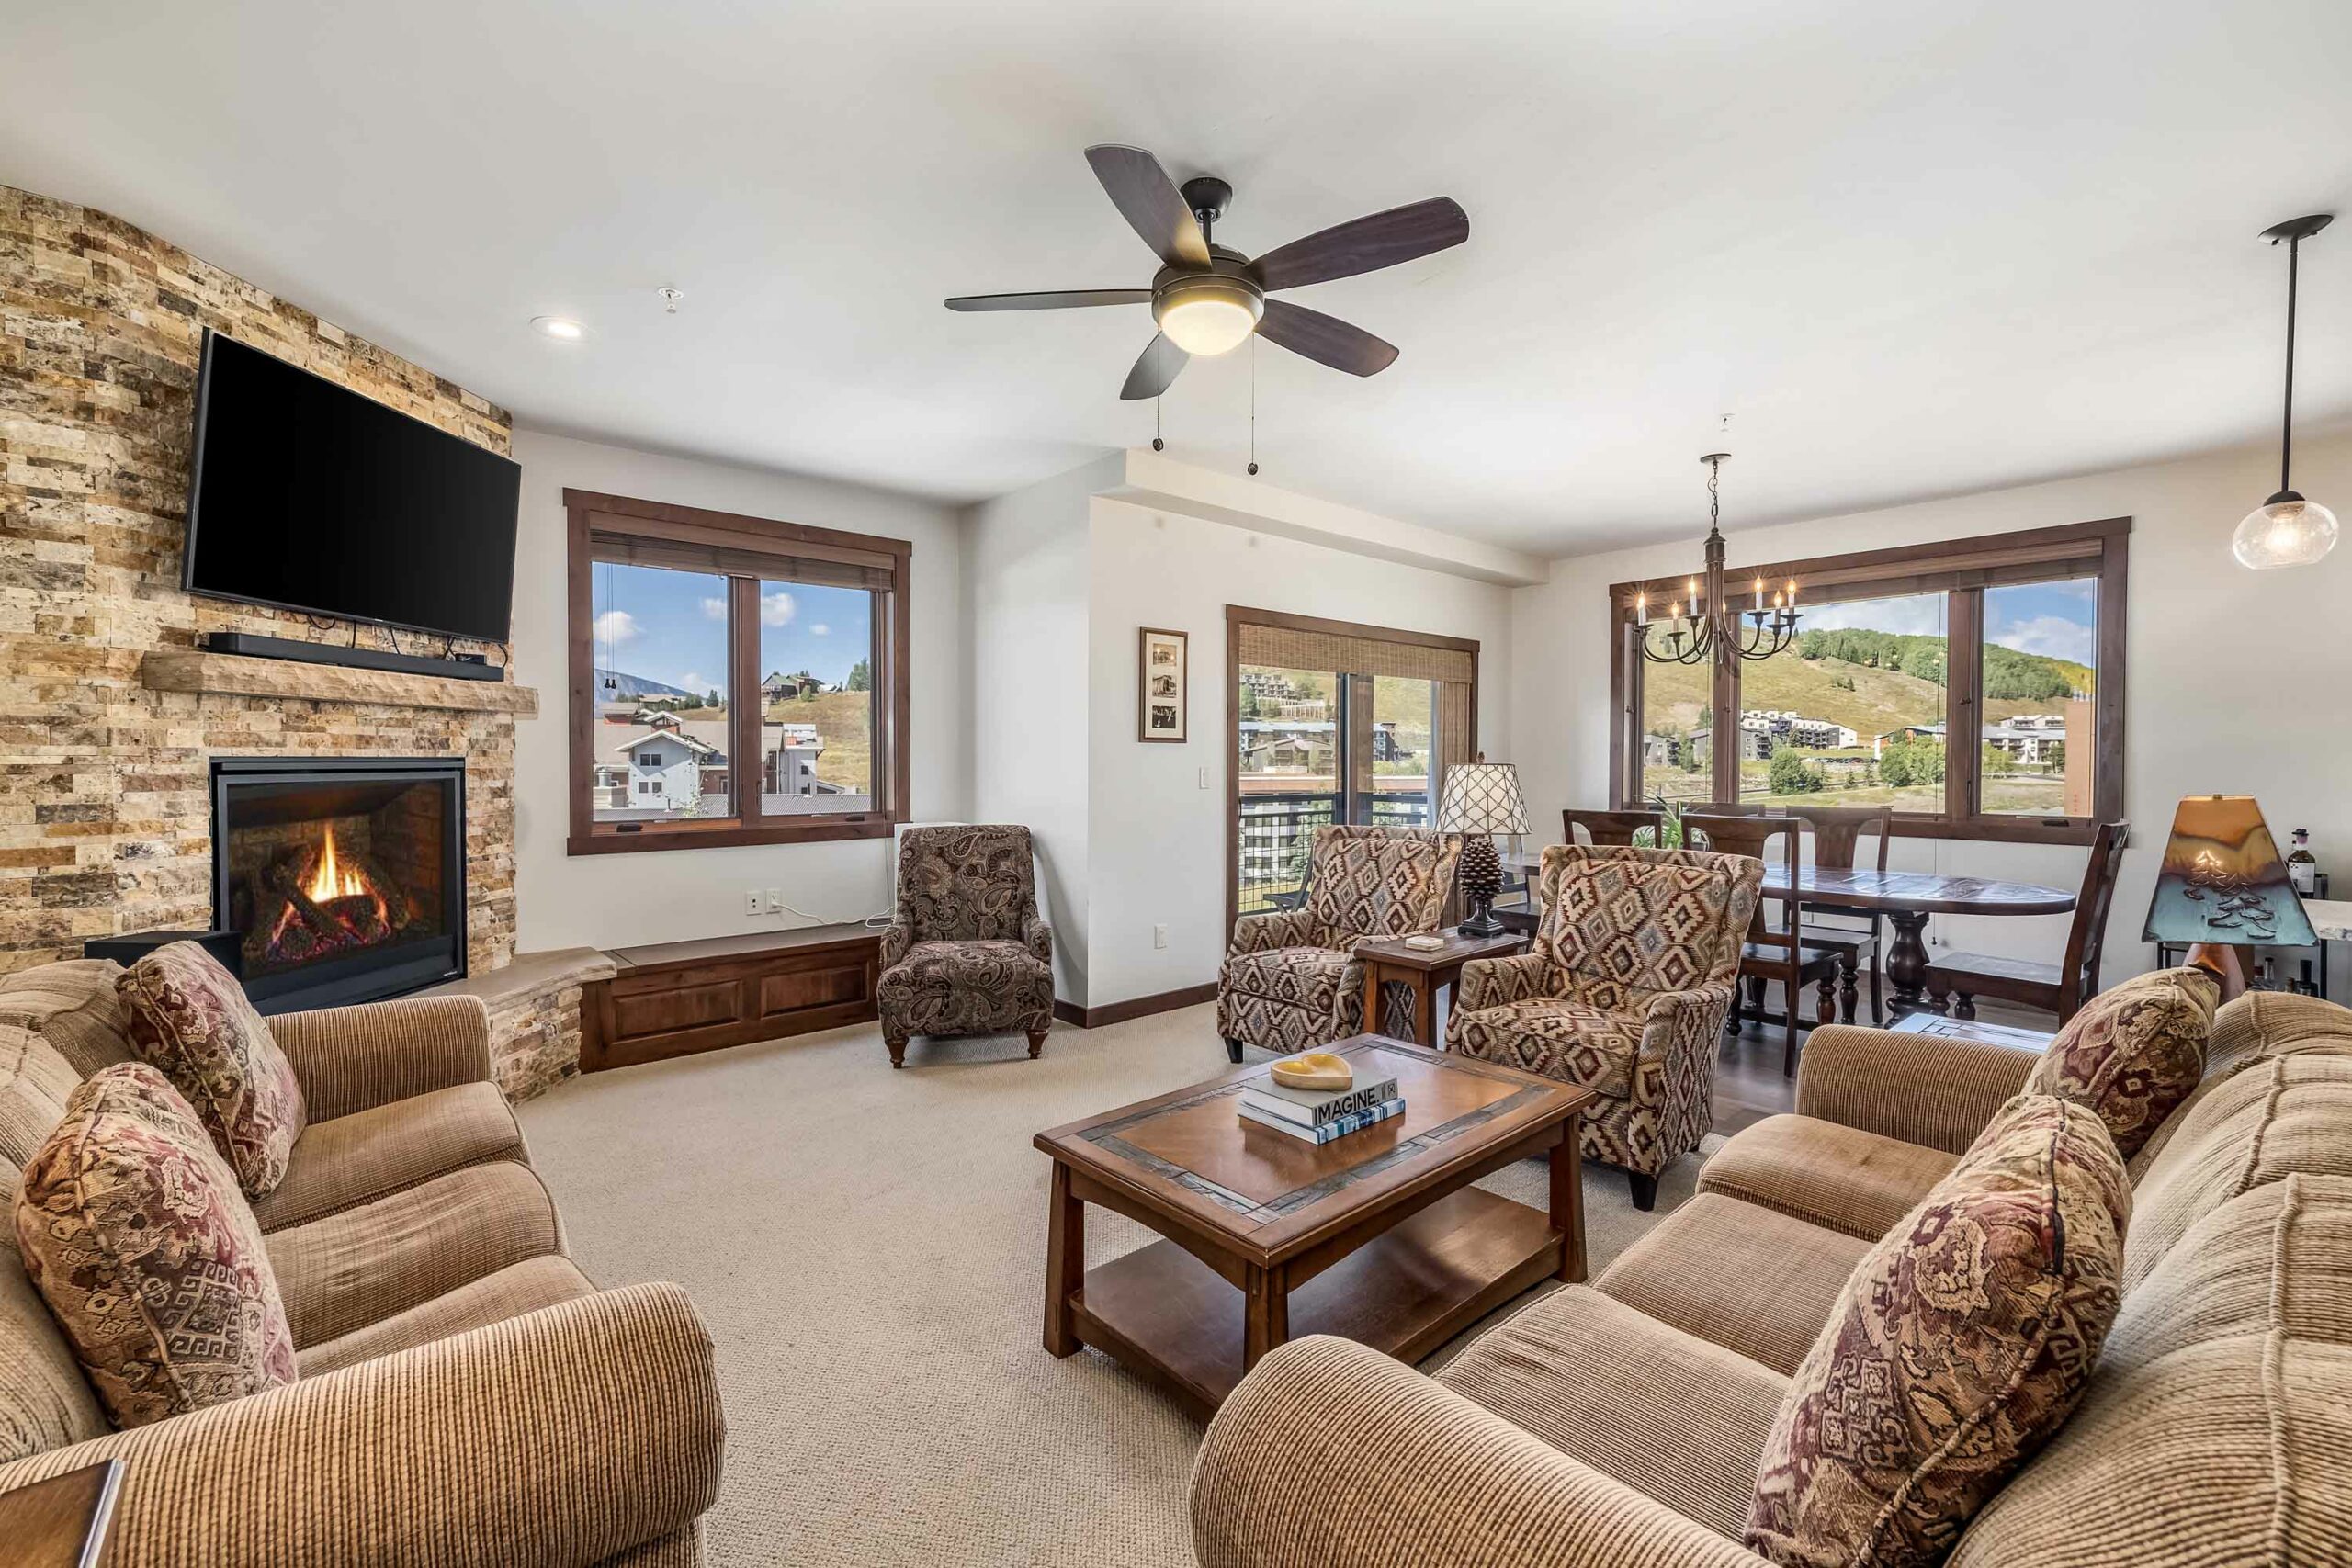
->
xmin=944 ymin=145 xmax=1468 ymax=400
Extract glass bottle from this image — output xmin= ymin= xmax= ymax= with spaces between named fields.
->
xmin=2288 ymin=829 xmax=2319 ymax=897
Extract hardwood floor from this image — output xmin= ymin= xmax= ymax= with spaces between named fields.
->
xmin=1713 ymin=1026 xmax=1798 ymax=1136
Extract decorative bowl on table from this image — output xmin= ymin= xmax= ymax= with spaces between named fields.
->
xmin=1269 ymin=1052 xmax=1353 ymax=1091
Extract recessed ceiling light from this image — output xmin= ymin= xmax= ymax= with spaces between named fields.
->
xmin=531 ymin=315 xmax=585 ymax=340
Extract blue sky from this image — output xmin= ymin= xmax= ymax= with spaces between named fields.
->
xmin=1794 ymin=578 xmax=2097 ymax=665
xmin=591 ymin=563 xmax=873 ymax=695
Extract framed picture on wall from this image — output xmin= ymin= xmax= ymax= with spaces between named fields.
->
xmin=1138 ymin=626 xmax=1187 ymax=743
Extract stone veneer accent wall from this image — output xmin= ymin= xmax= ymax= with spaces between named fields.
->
xmin=0 ymin=185 xmax=519 ymax=972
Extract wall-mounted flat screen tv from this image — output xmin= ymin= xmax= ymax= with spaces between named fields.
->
xmin=183 ymin=330 xmax=521 ymax=642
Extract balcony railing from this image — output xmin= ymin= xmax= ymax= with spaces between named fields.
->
xmin=1237 ymin=789 xmax=1432 ymax=916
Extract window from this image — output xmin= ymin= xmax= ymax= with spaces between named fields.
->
xmin=1981 ymin=579 xmax=2098 ymax=817
xmin=1227 ymin=608 xmax=1477 ymax=931
xmin=1741 ymin=591 xmax=1948 ymax=813
xmin=566 ymin=490 xmax=910 ymax=853
xmin=1610 ymin=518 xmax=2124 ymax=843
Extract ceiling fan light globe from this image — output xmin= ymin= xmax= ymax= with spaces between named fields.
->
xmin=1153 ymin=276 xmax=1262 ymax=355
xmin=2232 ymin=494 xmax=2339 ymax=569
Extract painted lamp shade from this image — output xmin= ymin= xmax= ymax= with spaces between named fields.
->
xmin=1438 ymin=761 xmax=1530 ymax=837
xmin=2141 ymin=794 xmax=2316 ymax=947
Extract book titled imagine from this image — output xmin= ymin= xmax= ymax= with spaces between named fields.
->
xmin=1239 ymin=1097 xmax=1407 ymax=1145
xmin=1239 ymin=1074 xmax=1402 ymax=1127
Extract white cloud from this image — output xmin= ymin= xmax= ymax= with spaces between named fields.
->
xmin=809 ymin=624 xmax=831 ymax=637
xmin=592 ymin=609 xmax=639 ymax=648
xmin=699 ymin=597 xmax=727 ymax=621
xmin=1796 ymin=596 xmax=1945 ymax=637
xmin=677 ymin=671 xmax=708 ymax=693
xmin=1992 ymin=614 xmax=2095 ymax=665
xmin=761 ymin=590 xmax=796 ymax=628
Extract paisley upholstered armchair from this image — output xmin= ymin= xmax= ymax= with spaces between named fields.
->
xmin=1216 ymin=825 xmax=1462 ymax=1063
xmin=1446 ymin=843 xmax=1761 ymax=1209
xmin=877 ymin=824 xmax=1054 ymax=1068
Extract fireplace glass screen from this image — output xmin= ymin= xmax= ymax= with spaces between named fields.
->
xmin=211 ymin=759 xmax=466 ymax=1011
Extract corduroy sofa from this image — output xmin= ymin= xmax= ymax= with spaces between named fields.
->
xmin=1191 ymin=987 xmax=2352 ymax=1566
xmin=0 ymin=959 xmax=726 ymax=1567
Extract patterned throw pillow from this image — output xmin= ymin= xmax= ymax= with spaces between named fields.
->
xmin=13 ymin=1062 xmax=297 ymax=1427
xmin=117 ymin=941 xmax=305 ymax=1196
xmin=2026 ymin=966 xmax=2219 ymax=1159
xmin=1746 ymin=1094 xmax=2129 ymax=1568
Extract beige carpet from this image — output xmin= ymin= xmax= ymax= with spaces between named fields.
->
xmin=516 ymin=1003 xmax=1713 ymax=1567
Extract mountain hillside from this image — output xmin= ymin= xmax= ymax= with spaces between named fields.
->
xmin=1643 ymin=634 xmax=2091 ymax=746
xmin=595 ymin=668 xmax=699 ymax=702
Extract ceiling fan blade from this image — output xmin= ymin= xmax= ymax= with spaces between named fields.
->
xmin=1255 ymin=300 xmax=1398 ymax=377
xmin=944 ymin=288 xmax=1152 ymax=312
xmin=1248 ymin=197 xmax=1469 ymax=292
xmin=1084 ymin=145 xmax=1212 ymax=269
xmin=1119 ymin=333 xmax=1190 ymax=400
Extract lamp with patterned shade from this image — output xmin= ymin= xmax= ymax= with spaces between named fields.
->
xmin=1438 ymin=758 xmax=1529 ymax=937
xmin=2142 ymin=795 xmax=2316 ymax=994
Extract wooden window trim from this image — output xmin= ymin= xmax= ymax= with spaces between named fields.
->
xmin=1608 ymin=517 xmax=2127 ymax=846
xmin=565 ymin=489 xmax=911 ymax=855
xmin=1224 ymin=604 xmax=1480 ymax=943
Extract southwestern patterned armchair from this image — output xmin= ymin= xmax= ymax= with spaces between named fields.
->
xmin=1446 ymin=843 xmax=1761 ymax=1210
xmin=1217 ymin=825 xmax=1462 ymax=1064
xmin=877 ymin=824 xmax=1054 ymax=1069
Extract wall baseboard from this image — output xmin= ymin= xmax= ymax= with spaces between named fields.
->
xmin=1053 ymin=981 xmax=1218 ymax=1030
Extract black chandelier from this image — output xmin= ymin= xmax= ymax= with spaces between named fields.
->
xmin=1635 ymin=453 xmax=1801 ymax=666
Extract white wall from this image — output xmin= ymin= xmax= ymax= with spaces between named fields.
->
xmin=508 ymin=429 xmax=967 ymax=953
xmin=1083 ymin=497 xmax=1514 ymax=1010
xmin=1510 ymin=433 xmax=2352 ymax=989
xmin=963 ymin=457 xmax=1117 ymax=1002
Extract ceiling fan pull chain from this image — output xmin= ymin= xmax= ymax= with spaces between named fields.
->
xmin=1248 ymin=337 xmax=1260 ymax=476
xmin=1153 ymin=396 xmax=1164 ymax=453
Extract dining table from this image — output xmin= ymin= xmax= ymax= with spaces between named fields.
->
xmin=1498 ymin=855 xmax=2076 ymax=1020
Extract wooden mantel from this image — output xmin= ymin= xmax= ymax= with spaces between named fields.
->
xmin=141 ymin=651 xmax=539 ymax=716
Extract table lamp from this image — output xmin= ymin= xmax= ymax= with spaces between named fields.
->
xmin=1439 ymin=758 xmax=1529 ymax=937
xmin=2141 ymin=795 xmax=2316 ymax=992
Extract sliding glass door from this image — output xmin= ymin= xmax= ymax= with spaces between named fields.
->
xmin=1234 ymin=664 xmax=1443 ymax=916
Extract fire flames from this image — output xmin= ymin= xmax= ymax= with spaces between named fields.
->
xmin=306 ymin=825 xmax=375 ymax=903
xmin=251 ymin=823 xmax=401 ymax=971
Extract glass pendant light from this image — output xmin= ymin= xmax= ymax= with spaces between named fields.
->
xmin=2233 ymin=214 xmax=2338 ymax=570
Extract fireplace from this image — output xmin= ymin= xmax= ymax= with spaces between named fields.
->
xmin=209 ymin=757 xmax=467 ymax=1013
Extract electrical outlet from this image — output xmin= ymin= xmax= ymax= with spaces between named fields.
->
xmin=1153 ymin=923 xmax=1168 ymax=950
xmin=764 ymin=888 xmax=783 ymax=915
xmin=744 ymin=890 xmax=762 ymax=917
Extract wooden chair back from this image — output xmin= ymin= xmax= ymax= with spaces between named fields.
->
xmin=1562 ymin=807 xmax=1663 ymax=848
xmin=1790 ymin=804 xmax=1893 ymax=873
xmin=2061 ymin=820 xmax=2131 ymax=1016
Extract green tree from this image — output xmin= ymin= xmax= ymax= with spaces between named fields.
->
xmin=1768 ymin=748 xmax=1823 ymax=795
xmin=844 ymin=659 xmax=871 ymax=693
xmin=705 ymin=689 xmax=720 ymax=708
xmin=1900 ymin=644 xmax=1946 ymax=684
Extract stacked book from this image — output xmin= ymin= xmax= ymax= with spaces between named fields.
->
xmin=1238 ymin=1072 xmax=1405 ymax=1145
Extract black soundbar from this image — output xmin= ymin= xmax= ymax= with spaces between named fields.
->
xmin=197 ymin=630 xmax=504 ymax=682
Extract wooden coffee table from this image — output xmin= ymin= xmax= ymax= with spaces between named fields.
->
xmin=1034 ymin=1034 xmax=1594 ymax=1422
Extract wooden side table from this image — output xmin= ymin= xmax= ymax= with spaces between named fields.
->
xmin=1354 ymin=929 xmax=1531 ymax=1046
xmin=0 ymin=1459 xmax=123 ymax=1568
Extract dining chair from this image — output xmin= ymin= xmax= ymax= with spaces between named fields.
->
xmin=1923 ymin=820 xmax=2130 ymax=1024
xmin=1683 ymin=811 xmax=1843 ymax=1077
xmin=1788 ymin=803 xmax=1893 ymax=1025
xmin=1561 ymin=807 xmax=1664 ymax=847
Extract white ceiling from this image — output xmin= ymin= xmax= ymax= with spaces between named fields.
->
xmin=6 ymin=0 xmax=2350 ymax=556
